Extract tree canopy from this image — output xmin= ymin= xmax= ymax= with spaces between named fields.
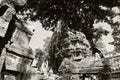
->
xmin=110 ymin=14 xmax=120 ymax=52
xmin=21 ymin=0 xmax=119 ymax=33
xmin=20 ymin=0 xmax=120 ymax=53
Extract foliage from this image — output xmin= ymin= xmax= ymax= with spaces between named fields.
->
xmin=110 ymin=24 xmax=120 ymax=52
xmin=43 ymin=37 xmax=51 ymax=50
xmin=21 ymin=0 xmax=120 ymax=29
xmin=109 ymin=10 xmax=120 ymax=52
xmin=17 ymin=1 xmax=120 ymax=77
xmin=19 ymin=0 xmax=120 ymax=53
xmin=35 ymin=49 xmax=45 ymax=69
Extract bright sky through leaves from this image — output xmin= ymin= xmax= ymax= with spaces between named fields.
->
xmin=29 ymin=21 xmax=53 ymax=50
xmin=29 ymin=21 xmax=114 ymax=52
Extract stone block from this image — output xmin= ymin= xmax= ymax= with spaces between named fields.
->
xmin=5 ymin=52 xmax=32 ymax=72
xmin=11 ymin=27 xmax=31 ymax=48
xmin=4 ymin=75 xmax=16 ymax=80
xmin=71 ymin=74 xmax=80 ymax=80
xmin=0 ymin=6 xmax=15 ymax=37
xmin=0 ymin=48 xmax=6 ymax=72
xmin=2 ymin=7 xmax=15 ymax=22
xmin=0 ymin=17 xmax=9 ymax=37
xmin=7 ymin=45 xmax=34 ymax=59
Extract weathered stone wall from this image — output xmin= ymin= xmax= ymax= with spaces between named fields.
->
xmin=0 ymin=0 xmax=34 ymax=80
xmin=3 ymin=21 xmax=34 ymax=80
xmin=0 ymin=0 xmax=15 ymax=38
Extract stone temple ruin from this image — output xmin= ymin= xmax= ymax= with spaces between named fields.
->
xmin=46 ymin=21 xmax=110 ymax=80
xmin=1 ymin=0 xmax=120 ymax=80
xmin=46 ymin=20 xmax=120 ymax=80
xmin=0 ymin=0 xmax=34 ymax=80
xmin=46 ymin=20 xmax=93 ymax=79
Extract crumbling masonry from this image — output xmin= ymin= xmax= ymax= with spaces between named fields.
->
xmin=0 ymin=0 xmax=34 ymax=80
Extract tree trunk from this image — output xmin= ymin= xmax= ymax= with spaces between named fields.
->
xmin=97 ymin=51 xmax=111 ymax=80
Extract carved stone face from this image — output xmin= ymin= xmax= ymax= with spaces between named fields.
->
xmin=63 ymin=30 xmax=92 ymax=60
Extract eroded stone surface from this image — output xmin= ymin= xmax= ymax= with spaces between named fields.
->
xmin=5 ymin=52 xmax=32 ymax=72
xmin=4 ymin=75 xmax=16 ymax=80
xmin=0 ymin=5 xmax=15 ymax=37
xmin=0 ymin=48 xmax=6 ymax=72
xmin=0 ymin=0 xmax=34 ymax=80
xmin=47 ymin=21 xmax=93 ymax=80
xmin=56 ymin=29 xmax=92 ymax=73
